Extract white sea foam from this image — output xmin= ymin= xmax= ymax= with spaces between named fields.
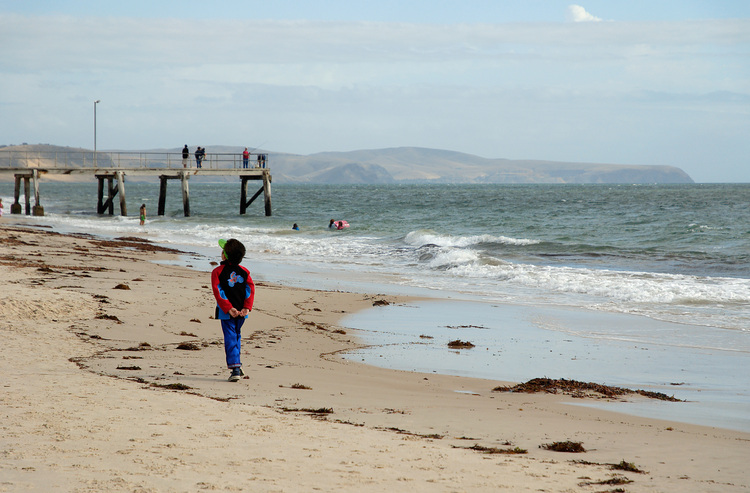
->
xmin=404 ymin=230 xmax=539 ymax=247
xmin=33 ymin=213 xmax=750 ymax=311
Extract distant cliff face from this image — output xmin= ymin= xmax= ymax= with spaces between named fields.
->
xmin=1 ymin=144 xmax=694 ymax=184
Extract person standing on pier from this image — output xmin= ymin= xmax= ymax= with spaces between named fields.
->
xmin=242 ymin=148 xmax=249 ymax=168
xmin=195 ymin=147 xmax=205 ymax=168
xmin=182 ymin=145 xmax=189 ymax=168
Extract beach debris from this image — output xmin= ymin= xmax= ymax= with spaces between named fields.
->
xmin=578 ymin=475 xmax=633 ymax=487
xmin=179 ymin=331 xmax=197 ymax=337
xmin=460 ymin=444 xmax=528 ymax=455
xmin=377 ymin=427 xmax=443 ymax=440
xmin=207 ymin=396 xmax=234 ymax=402
xmin=541 ymin=441 xmax=586 ymax=453
xmin=383 ymin=408 xmax=408 ymax=414
xmin=151 ymin=382 xmax=192 ymax=391
xmin=447 ymin=339 xmax=475 ymax=349
xmin=332 ymin=329 xmax=347 ymax=334
xmin=122 ymin=342 xmax=152 ymax=351
xmin=419 ymin=334 xmax=433 ymax=339
xmin=116 ymin=365 xmax=141 ymax=371
xmin=190 ymin=318 xmax=201 ymax=323
xmin=114 ymin=236 xmax=149 ymax=243
xmin=280 ymin=407 xmax=333 ymax=415
xmin=611 ymin=460 xmax=646 ymax=473
xmin=333 ymin=419 xmax=365 ymax=427
xmin=176 ymin=342 xmax=201 ymax=351
xmin=95 ymin=313 xmax=122 ymax=323
xmin=446 ymin=324 xmax=486 ymax=330
xmin=113 ymin=283 xmax=130 ymax=290
xmin=131 ymin=277 xmax=144 ymax=281
xmin=372 ymin=299 xmax=390 ymax=306
xmin=493 ymin=377 xmax=683 ymax=401
xmin=290 ymin=383 xmax=312 ymax=390
xmin=573 ymin=459 xmax=645 ymax=473
xmin=96 ymin=237 xmax=183 ymax=254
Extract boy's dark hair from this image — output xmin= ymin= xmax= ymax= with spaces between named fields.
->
xmin=223 ymin=238 xmax=246 ymax=264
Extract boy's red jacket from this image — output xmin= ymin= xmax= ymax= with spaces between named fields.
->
xmin=211 ymin=261 xmax=254 ymax=319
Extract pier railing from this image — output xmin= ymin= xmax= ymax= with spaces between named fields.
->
xmin=0 ymin=150 xmax=268 ymax=170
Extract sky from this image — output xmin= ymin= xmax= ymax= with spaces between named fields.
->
xmin=1 ymin=1 xmax=749 ymax=182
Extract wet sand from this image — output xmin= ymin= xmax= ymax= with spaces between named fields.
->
xmin=1 ymin=221 xmax=748 ymax=492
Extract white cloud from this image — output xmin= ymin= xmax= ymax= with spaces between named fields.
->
xmin=567 ymin=5 xmax=602 ymax=22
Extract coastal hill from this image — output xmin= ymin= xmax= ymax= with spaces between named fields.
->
xmin=268 ymin=147 xmax=694 ymax=184
xmin=0 ymin=144 xmax=694 ymax=184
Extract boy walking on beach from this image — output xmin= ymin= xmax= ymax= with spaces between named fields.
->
xmin=211 ymin=238 xmax=255 ymax=382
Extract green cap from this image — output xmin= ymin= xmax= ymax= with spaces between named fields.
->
xmin=218 ymin=239 xmax=227 ymax=250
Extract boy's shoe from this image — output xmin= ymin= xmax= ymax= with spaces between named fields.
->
xmin=228 ymin=368 xmax=242 ymax=382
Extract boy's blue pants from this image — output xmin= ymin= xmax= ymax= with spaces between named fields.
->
xmin=221 ymin=317 xmax=245 ymax=368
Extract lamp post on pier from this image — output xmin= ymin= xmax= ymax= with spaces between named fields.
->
xmin=94 ymin=99 xmax=100 ymax=165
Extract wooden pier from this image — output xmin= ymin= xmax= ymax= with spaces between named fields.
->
xmin=0 ymin=151 xmax=272 ymax=218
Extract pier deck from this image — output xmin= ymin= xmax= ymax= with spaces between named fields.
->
xmin=0 ymin=151 xmax=272 ymax=217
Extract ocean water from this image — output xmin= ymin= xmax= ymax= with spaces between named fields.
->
xmin=2 ymin=181 xmax=749 ymax=430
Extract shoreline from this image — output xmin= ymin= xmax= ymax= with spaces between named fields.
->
xmin=1 ymin=221 xmax=749 ymax=491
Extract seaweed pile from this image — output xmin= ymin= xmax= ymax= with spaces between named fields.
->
xmin=493 ymin=377 xmax=682 ymax=402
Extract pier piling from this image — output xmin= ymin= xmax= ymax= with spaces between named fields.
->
xmin=94 ymin=172 xmax=127 ymax=215
xmin=240 ymin=170 xmax=272 ymax=216
xmin=10 ymin=170 xmax=44 ymax=216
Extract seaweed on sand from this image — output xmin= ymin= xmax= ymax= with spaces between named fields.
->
xmin=280 ymin=407 xmax=333 ymax=415
xmin=176 ymin=342 xmax=201 ymax=350
xmin=493 ymin=377 xmax=683 ymax=401
xmin=151 ymin=383 xmax=192 ymax=390
xmin=578 ymin=475 xmax=633 ymax=487
xmin=95 ymin=313 xmax=122 ymax=323
xmin=572 ymin=459 xmax=646 ymax=474
xmin=461 ymin=444 xmax=528 ymax=455
xmin=541 ymin=441 xmax=586 ymax=453
xmin=447 ymin=339 xmax=475 ymax=349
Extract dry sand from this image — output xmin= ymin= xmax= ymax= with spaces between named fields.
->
xmin=1 ymin=222 xmax=748 ymax=492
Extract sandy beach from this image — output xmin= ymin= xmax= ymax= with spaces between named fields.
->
xmin=1 ymin=221 xmax=748 ymax=492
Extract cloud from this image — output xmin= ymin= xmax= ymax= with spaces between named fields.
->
xmin=567 ymin=5 xmax=602 ymax=22
xmin=0 ymin=13 xmax=748 ymax=181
